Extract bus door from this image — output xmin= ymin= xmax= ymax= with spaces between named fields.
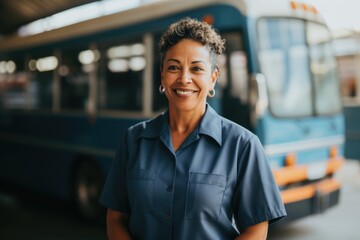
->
xmin=212 ymin=31 xmax=251 ymax=131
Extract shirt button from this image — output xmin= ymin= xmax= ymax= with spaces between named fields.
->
xmin=166 ymin=185 xmax=173 ymax=192
xmin=165 ymin=213 xmax=171 ymax=221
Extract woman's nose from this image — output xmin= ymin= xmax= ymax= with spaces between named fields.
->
xmin=177 ymin=70 xmax=192 ymax=83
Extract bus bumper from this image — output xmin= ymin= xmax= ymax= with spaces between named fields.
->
xmin=272 ymin=157 xmax=344 ymax=222
xmin=281 ymin=178 xmax=341 ymax=222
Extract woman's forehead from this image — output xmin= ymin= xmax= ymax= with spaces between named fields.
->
xmin=165 ymin=39 xmax=211 ymax=62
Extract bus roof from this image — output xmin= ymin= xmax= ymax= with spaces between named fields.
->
xmin=0 ymin=0 xmax=325 ymax=53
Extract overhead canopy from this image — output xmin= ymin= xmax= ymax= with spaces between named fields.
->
xmin=0 ymin=0 xmax=98 ymax=35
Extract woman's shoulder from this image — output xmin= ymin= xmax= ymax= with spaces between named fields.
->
xmin=126 ymin=112 xmax=166 ymax=139
xmin=219 ymin=116 xmax=256 ymax=142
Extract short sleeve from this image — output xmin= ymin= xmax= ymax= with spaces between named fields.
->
xmin=233 ymin=135 xmax=287 ymax=232
xmin=99 ymin=132 xmax=130 ymax=213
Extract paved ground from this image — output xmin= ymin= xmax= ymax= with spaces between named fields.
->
xmin=0 ymin=187 xmax=106 ymax=240
xmin=0 ymin=160 xmax=359 ymax=240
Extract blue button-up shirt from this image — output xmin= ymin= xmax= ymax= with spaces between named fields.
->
xmin=100 ymin=105 xmax=286 ymax=239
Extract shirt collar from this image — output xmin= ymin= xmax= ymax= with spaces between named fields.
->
xmin=198 ymin=104 xmax=222 ymax=146
xmin=138 ymin=111 xmax=169 ymax=139
xmin=139 ymin=104 xmax=222 ymax=146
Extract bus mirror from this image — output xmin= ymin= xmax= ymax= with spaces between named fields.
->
xmin=249 ymin=73 xmax=269 ymax=125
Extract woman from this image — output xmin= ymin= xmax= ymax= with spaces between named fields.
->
xmin=100 ymin=17 xmax=286 ymax=240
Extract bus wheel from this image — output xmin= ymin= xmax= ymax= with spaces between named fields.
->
xmin=74 ymin=160 xmax=105 ymax=222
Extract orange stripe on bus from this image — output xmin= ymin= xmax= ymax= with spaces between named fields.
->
xmin=326 ymin=157 xmax=344 ymax=173
xmin=273 ymin=165 xmax=307 ymax=186
xmin=273 ymin=157 xmax=344 ymax=186
xmin=281 ymin=185 xmax=315 ymax=204
xmin=316 ymin=178 xmax=341 ymax=194
xmin=281 ymin=178 xmax=341 ymax=204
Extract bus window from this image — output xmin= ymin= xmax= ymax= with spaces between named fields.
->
xmin=27 ymin=53 xmax=59 ymax=110
xmin=0 ymin=58 xmax=32 ymax=109
xmin=60 ymin=45 xmax=92 ymax=111
xmin=258 ymin=18 xmax=312 ymax=117
xmin=307 ymin=22 xmax=342 ymax=115
xmin=99 ymin=38 xmax=145 ymax=112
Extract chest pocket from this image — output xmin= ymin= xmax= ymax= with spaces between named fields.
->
xmin=185 ymin=172 xmax=227 ymax=221
xmin=127 ymin=169 xmax=156 ymax=212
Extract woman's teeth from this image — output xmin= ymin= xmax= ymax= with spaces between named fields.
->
xmin=176 ymin=90 xmax=193 ymax=95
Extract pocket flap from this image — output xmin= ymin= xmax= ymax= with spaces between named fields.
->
xmin=189 ymin=172 xmax=227 ymax=187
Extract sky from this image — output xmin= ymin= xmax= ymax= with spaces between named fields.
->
xmin=314 ymin=0 xmax=360 ymax=33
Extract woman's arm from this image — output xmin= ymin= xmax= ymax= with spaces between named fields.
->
xmin=106 ymin=208 xmax=132 ymax=240
xmin=235 ymin=221 xmax=268 ymax=240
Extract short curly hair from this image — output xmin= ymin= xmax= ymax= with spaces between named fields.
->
xmin=159 ymin=17 xmax=225 ymax=72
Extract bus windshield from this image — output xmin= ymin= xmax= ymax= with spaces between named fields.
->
xmin=258 ymin=18 xmax=342 ymax=117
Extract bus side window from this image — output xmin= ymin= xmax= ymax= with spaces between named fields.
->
xmin=27 ymin=52 xmax=58 ymax=110
xmin=0 ymin=58 xmax=32 ymax=110
xmin=220 ymin=32 xmax=251 ymax=130
xmin=60 ymin=46 xmax=91 ymax=111
xmin=98 ymin=38 xmax=145 ymax=112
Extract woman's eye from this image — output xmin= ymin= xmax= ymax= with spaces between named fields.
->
xmin=192 ymin=66 xmax=204 ymax=72
xmin=168 ymin=65 xmax=179 ymax=71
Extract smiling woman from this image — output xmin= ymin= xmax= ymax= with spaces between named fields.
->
xmin=99 ymin=17 xmax=286 ymax=240
xmin=0 ymin=0 xmax=345 ymax=233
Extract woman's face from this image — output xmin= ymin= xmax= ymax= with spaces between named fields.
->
xmin=161 ymin=39 xmax=218 ymax=113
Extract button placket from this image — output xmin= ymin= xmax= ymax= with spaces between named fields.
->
xmin=157 ymin=153 xmax=175 ymax=223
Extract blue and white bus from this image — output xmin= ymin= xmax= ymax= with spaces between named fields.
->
xmin=0 ymin=0 xmax=344 ymax=222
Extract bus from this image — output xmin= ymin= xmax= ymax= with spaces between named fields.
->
xmin=333 ymin=34 xmax=360 ymax=160
xmin=0 ymin=0 xmax=344 ymax=222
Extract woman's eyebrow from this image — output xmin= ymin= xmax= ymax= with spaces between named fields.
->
xmin=166 ymin=58 xmax=180 ymax=64
xmin=191 ymin=60 xmax=207 ymax=65
xmin=166 ymin=59 xmax=209 ymax=66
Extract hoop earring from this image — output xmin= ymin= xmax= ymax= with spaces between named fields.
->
xmin=159 ymin=84 xmax=165 ymax=94
xmin=208 ymin=89 xmax=215 ymax=98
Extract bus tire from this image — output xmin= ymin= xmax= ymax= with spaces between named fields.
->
xmin=73 ymin=160 xmax=105 ymax=222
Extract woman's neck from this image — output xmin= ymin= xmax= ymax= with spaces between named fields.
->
xmin=168 ymin=105 xmax=206 ymax=151
xmin=168 ymin=106 xmax=206 ymax=134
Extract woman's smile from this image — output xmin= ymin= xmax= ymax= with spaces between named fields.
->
xmin=173 ymin=88 xmax=198 ymax=97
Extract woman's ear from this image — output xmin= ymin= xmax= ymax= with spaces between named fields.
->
xmin=210 ymin=67 xmax=219 ymax=87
